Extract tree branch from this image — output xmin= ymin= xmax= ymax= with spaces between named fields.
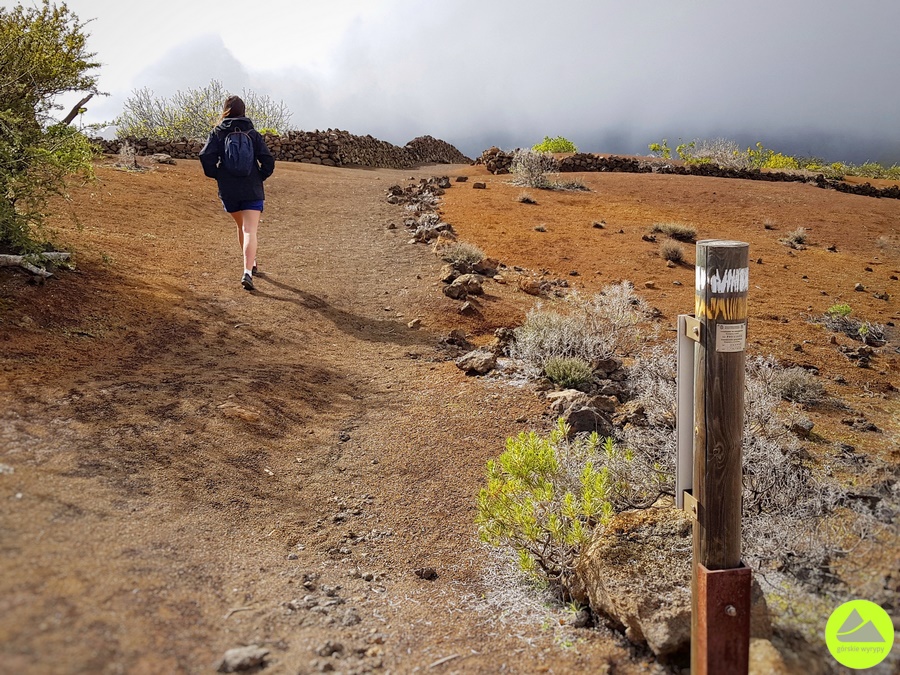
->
xmin=60 ymin=93 xmax=93 ymax=125
xmin=0 ymin=252 xmax=70 ymax=278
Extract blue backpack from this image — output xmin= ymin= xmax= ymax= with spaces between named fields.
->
xmin=222 ymin=129 xmax=255 ymax=177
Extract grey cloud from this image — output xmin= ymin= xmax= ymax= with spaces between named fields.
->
xmin=121 ymin=1 xmax=900 ymax=162
xmin=134 ymin=33 xmax=252 ymax=95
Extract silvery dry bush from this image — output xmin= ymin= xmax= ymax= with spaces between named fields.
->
xmin=510 ymin=283 xmax=652 ymax=376
xmin=683 ymin=137 xmax=749 ymax=169
xmin=510 ymin=148 xmax=559 ymax=188
xmin=769 ymin=366 xmax=826 ymax=405
xmin=622 ymin=350 xmax=883 ymax=593
xmin=116 ymin=79 xmax=292 ymax=140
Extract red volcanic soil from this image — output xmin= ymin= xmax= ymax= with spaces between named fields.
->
xmin=0 ymin=156 xmax=896 ymax=673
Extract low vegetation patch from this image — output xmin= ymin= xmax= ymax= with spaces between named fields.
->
xmin=517 ymin=192 xmax=537 ymax=205
xmin=543 ymin=357 xmax=594 ymax=391
xmin=437 ymin=241 xmax=485 ymax=266
xmin=780 ymin=227 xmax=809 ymax=249
xmin=476 ymin=420 xmax=629 ymax=599
xmin=532 ymin=136 xmax=577 ymax=154
xmin=552 ymin=178 xmax=589 ymax=192
xmin=487 ymin=306 xmax=890 ymax=627
xmin=649 ymin=222 xmax=696 ymax=242
xmin=816 ymin=304 xmax=887 ymax=345
xmin=659 ymin=240 xmax=685 ymax=263
xmin=509 ymin=283 xmax=652 ymax=376
xmin=649 ymin=136 xmax=900 ymax=180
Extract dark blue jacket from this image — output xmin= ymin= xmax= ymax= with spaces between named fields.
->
xmin=199 ymin=117 xmax=275 ymax=202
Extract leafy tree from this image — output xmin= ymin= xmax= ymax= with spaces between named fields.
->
xmin=0 ymin=0 xmax=100 ymax=253
xmin=116 ymin=79 xmax=292 ymax=140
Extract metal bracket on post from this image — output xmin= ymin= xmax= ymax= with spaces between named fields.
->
xmin=682 ymin=489 xmax=699 ymax=521
xmin=676 ymin=315 xmax=699 ymax=510
xmin=695 ymin=563 xmax=752 ymax=672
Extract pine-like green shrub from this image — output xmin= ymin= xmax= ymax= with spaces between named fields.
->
xmin=543 ymin=357 xmax=593 ymax=390
xmin=476 ymin=419 xmax=627 ymax=597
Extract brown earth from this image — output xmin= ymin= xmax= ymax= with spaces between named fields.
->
xmin=0 ymin=155 xmax=898 ymax=675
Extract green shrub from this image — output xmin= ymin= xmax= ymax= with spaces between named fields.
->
xmin=826 ymin=303 xmax=852 ymax=318
xmin=762 ymin=152 xmax=801 ymax=170
xmin=648 ymin=139 xmax=670 ymax=159
xmin=543 ymin=357 xmax=593 ymax=390
xmin=0 ymin=1 xmax=100 ymax=253
xmin=476 ymin=419 xmax=625 ymax=597
xmin=650 ymin=222 xmax=696 ymax=242
xmin=532 ymin=136 xmax=577 ymax=154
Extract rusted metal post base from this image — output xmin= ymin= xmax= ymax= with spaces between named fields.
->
xmin=693 ymin=563 xmax=751 ymax=674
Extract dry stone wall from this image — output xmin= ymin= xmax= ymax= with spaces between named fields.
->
xmin=92 ymin=131 xmax=471 ymax=169
xmin=475 ymin=148 xmax=900 ymax=200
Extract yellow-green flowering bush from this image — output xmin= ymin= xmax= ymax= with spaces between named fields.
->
xmin=476 ymin=420 xmax=633 ymax=598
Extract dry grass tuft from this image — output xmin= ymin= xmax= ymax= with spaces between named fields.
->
xmin=650 ymin=222 xmax=696 ymax=242
xmin=780 ymin=227 xmax=809 ymax=249
xmin=437 ymin=241 xmax=485 ymax=266
xmin=659 ymin=240 xmax=685 ymax=263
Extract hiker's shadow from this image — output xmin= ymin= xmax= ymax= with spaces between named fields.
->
xmin=254 ymin=275 xmax=431 ymax=348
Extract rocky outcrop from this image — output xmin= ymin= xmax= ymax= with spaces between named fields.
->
xmin=572 ymin=506 xmax=771 ymax=659
xmin=456 ymin=350 xmax=497 ymax=375
xmin=92 ymin=131 xmax=471 ymax=169
xmin=475 ymin=147 xmax=513 ymax=174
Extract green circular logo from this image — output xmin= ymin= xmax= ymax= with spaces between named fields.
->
xmin=826 ymin=599 xmax=895 ymax=669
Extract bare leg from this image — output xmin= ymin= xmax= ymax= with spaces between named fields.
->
xmin=240 ymin=209 xmax=261 ymax=273
xmin=229 ymin=211 xmax=244 ymax=252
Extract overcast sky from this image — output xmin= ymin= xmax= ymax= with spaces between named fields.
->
xmin=39 ymin=0 xmax=900 ymax=162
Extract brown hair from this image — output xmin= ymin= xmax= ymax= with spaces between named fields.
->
xmin=221 ymin=95 xmax=246 ymax=120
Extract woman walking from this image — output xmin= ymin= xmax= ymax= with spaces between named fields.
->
xmin=200 ymin=96 xmax=275 ymax=291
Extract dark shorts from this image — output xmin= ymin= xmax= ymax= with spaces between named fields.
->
xmin=222 ymin=199 xmax=264 ymax=213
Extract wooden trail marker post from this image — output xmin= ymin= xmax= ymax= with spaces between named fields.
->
xmin=678 ymin=240 xmax=751 ymax=674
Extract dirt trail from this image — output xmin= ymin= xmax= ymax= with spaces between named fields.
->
xmin=1 ymin=161 xmax=651 ymax=674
